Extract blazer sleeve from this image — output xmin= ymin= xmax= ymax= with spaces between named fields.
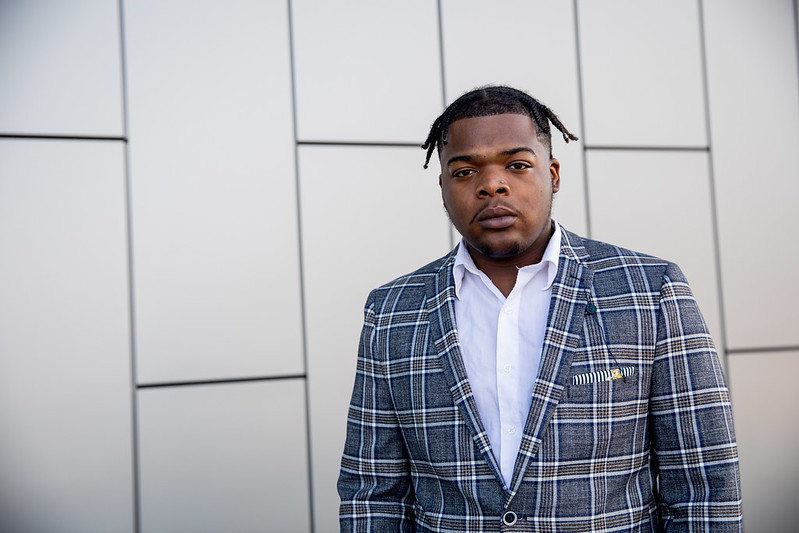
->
xmin=338 ymin=291 xmax=415 ymax=532
xmin=650 ymin=262 xmax=742 ymax=531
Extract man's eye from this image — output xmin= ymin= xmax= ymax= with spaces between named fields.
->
xmin=509 ymin=162 xmax=531 ymax=170
xmin=452 ymin=169 xmax=475 ymax=178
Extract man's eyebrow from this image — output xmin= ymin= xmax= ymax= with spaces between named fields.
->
xmin=500 ymin=147 xmax=536 ymax=157
xmin=446 ymin=154 xmax=479 ymax=167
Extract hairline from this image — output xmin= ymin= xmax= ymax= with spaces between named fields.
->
xmin=435 ymin=112 xmax=553 ymax=158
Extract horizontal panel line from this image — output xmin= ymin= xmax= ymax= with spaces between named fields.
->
xmin=297 ymin=140 xmax=421 ymax=148
xmin=727 ymin=345 xmax=799 ymax=355
xmin=137 ymin=374 xmax=306 ymax=389
xmin=585 ymin=145 xmax=709 ymax=152
xmin=0 ymin=133 xmax=127 ymax=142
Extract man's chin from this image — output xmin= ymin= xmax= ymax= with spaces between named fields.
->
xmin=472 ymin=241 xmax=523 ymax=259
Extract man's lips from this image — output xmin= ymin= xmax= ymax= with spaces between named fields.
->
xmin=476 ymin=205 xmax=518 ymax=229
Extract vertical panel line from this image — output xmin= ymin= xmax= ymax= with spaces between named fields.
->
xmin=286 ymin=1 xmax=315 ymax=531
xmin=437 ymin=0 xmax=447 ymax=107
xmin=117 ymin=0 xmax=141 ymax=531
xmin=436 ymin=0 xmax=454 ymax=250
xmin=794 ymin=0 xmax=799 ymax=105
xmin=697 ymin=0 xmax=731 ymax=384
xmin=572 ymin=0 xmax=592 ymax=239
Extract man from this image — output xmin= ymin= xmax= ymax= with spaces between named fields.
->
xmin=338 ymin=86 xmax=742 ymax=532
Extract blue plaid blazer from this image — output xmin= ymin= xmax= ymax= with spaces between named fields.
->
xmin=339 ymin=229 xmax=742 ymax=532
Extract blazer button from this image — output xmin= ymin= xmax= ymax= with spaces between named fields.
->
xmin=502 ymin=510 xmax=518 ymax=526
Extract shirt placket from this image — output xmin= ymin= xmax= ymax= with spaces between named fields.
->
xmin=496 ymin=285 xmax=522 ymax=484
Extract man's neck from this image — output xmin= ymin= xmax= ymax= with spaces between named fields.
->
xmin=466 ymin=223 xmax=555 ymax=298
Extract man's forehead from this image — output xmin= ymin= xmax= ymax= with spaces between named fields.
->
xmin=439 ymin=114 xmax=542 ymax=157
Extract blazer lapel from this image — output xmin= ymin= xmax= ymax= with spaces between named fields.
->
xmin=426 ymin=249 xmax=505 ymax=487
xmin=508 ymin=230 xmax=594 ymax=497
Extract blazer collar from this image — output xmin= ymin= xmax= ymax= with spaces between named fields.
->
xmin=426 ymin=246 xmax=504 ymax=484
xmin=507 ymin=229 xmax=593 ymax=496
xmin=426 ymin=229 xmax=595 ymax=495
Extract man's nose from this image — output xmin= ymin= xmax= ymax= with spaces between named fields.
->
xmin=477 ymin=170 xmax=509 ymax=197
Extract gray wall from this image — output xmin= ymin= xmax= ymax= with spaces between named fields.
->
xmin=1 ymin=1 xmax=797 ymax=531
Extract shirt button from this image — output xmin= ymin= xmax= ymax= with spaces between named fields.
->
xmin=503 ymin=363 xmax=512 ymax=373
xmin=503 ymin=306 xmax=512 ymax=314
xmin=508 ymin=425 xmax=516 ymax=434
xmin=502 ymin=510 xmax=518 ymax=526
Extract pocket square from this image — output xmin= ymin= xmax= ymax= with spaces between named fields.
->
xmin=571 ymin=366 xmax=636 ymax=385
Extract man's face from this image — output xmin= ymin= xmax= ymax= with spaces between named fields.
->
xmin=439 ymin=113 xmax=560 ymax=266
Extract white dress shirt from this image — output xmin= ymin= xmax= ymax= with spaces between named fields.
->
xmin=452 ymin=222 xmax=561 ymax=487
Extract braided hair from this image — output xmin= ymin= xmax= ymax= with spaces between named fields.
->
xmin=422 ymin=85 xmax=578 ymax=169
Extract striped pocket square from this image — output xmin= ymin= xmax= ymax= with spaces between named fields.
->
xmin=571 ymin=366 xmax=636 ymax=385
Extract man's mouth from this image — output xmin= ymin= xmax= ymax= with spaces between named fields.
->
xmin=476 ymin=206 xmax=517 ymax=229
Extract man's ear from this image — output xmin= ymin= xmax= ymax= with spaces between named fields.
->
xmin=550 ymin=158 xmax=561 ymax=193
xmin=438 ymin=174 xmax=443 ymax=189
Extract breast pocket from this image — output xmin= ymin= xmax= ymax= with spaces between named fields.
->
xmin=553 ymin=365 xmax=648 ymax=468
xmin=571 ymin=366 xmax=636 ymax=385
xmin=563 ymin=365 xmax=641 ymax=404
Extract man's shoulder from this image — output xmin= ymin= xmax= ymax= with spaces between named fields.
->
xmin=374 ymin=249 xmax=455 ymax=290
xmin=563 ymin=229 xmax=671 ymax=269
xmin=366 ymin=249 xmax=456 ymax=309
xmin=562 ymin=229 xmax=689 ymax=291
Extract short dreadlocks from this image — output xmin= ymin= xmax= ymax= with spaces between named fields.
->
xmin=421 ymin=85 xmax=578 ymax=169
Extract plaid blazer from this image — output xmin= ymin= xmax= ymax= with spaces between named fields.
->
xmin=339 ymin=229 xmax=742 ymax=532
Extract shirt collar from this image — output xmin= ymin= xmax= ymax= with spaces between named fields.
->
xmin=452 ymin=220 xmax=562 ymax=299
